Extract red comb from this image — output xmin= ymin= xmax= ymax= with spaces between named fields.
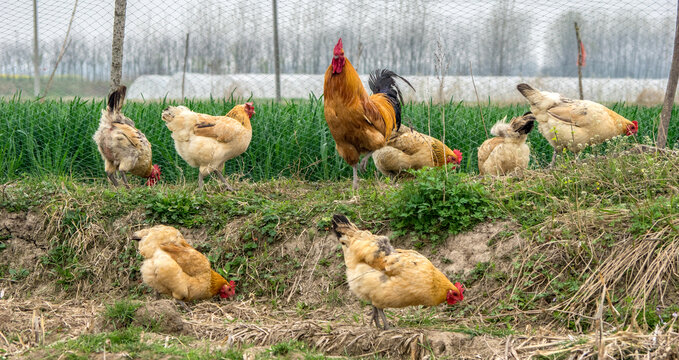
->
xmin=453 ymin=149 xmax=463 ymax=164
xmin=454 ymin=282 xmax=465 ymax=298
xmin=145 ymin=164 xmax=161 ymax=186
xmin=334 ymin=38 xmax=343 ymax=55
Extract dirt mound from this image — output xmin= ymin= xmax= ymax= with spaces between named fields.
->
xmin=440 ymin=221 xmax=518 ymax=275
xmin=133 ymin=299 xmax=184 ymax=334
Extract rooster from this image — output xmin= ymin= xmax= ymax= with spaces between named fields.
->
xmin=477 ymin=112 xmax=535 ymax=176
xmin=324 ymin=38 xmax=414 ymax=190
xmin=516 ymin=84 xmax=638 ymax=165
xmin=133 ymin=225 xmax=236 ymax=308
xmin=93 ymin=85 xmax=161 ymax=187
xmin=372 ymin=125 xmax=462 ymax=178
xmin=161 ymin=102 xmax=255 ymax=190
xmin=331 ymin=215 xmax=464 ymax=329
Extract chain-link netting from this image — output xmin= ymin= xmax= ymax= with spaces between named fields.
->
xmin=0 ymin=0 xmax=677 ymax=183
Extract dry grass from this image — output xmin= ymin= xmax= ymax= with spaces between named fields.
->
xmin=504 ymin=326 xmax=679 ymax=359
xmin=1 ymin=299 xmax=677 ymax=359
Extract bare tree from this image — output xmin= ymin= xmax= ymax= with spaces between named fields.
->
xmin=42 ymin=0 xmax=78 ymax=98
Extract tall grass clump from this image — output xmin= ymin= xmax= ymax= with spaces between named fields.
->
xmin=1 ymin=92 xmax=676 ymax=183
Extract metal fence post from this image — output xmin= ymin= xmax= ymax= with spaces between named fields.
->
xmin=110 ymin=0 xmax=127 ymax=91
xmin=657 ymin=0 xmax=679 ymax=149
xmin=272 ymin=0 xmax=281 ymax=102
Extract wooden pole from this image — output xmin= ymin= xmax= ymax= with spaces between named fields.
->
xmin=32 ymin=0 xmax=40 ymax=97
xmin=657 ymin=0 xmax=679 ymax=149
xmin=182 ymin=33 xmax=190 ymax=100
xmin=575 ymin=22 xmax=584 ymax=100
xmin=109 ymin=0 xmax=127 ymax=91
xmin=272 ymin=0 xmax=281 ymax=102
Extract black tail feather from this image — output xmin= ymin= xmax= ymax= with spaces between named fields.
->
xmin=107 ymin=85 xmax=127 ymax=113
xmin=368 ymin=69 xmax=414 ymax=132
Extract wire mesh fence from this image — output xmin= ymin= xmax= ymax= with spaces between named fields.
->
xmin=0 ymin=0 xmax=677 ymax=183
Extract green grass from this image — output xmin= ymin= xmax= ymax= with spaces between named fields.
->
xmin=1 ymin=94 xmax=675 ymax=184
xmin=102 ymin=299 xmax=143 ymax=329
xmin=40 ymin=326 xmax=243 ymax=360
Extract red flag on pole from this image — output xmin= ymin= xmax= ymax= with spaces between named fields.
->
xmin=578 ymin=40 xmax=587 ymax=67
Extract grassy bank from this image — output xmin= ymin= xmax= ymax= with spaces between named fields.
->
xmin=1 ymin=150 xmax=679 ymax=357
xmin=1 ymin=95 xmax=676 ymax=184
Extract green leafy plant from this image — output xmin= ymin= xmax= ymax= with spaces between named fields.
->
xmin=389 ymin=167 xmax=495 ymax=241
xmin=144 ymin=190 xmax=207 ymax=226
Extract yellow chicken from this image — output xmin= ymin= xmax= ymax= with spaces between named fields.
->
xmin=331 ymin=215 xmax=464 ymax=329
xmin=517 ymin=83 xmax=638 ymax=165
xmin=93 ymin=85 xmax=160 ymax=187
xmin=161 ymin=102 xmax=255 ymax=190
xmin=477 ymin=112 xmax=535 ymax=176
xmin=132 ymin=225 xmax=235 ymax=307
xmin=372 ymin=125 xmax=462 ymax=178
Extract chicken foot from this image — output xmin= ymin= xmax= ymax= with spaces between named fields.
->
xmin=213 ymin=170 xmax=235 ymax=192
xmin=176 ymin=299 xmax=191 ymax=312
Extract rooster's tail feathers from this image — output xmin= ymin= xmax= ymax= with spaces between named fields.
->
xmin=369 ymin=69 xmax=414 ymax=131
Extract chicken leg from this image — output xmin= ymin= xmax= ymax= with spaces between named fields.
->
xmin=370 ymin=306 xmax=391 ymax=330
xmin=106 ymin=171 xmax=120 ymax=187
xmin=213 ymin=170 xmax=235 ymax=192
xmin=352 ymin=164 xmax=359 ymax=190
xmin=119 ymin=171 xmax=131 ymax=189
xmin=549 ymin=150 xmax=557 ymax=168
xmin=377 ymin=308 xmax=391 ymax=330
xmin=370 ymin=306 xmax=380 ymax=328
xmin=359 ymin=152 xmax=373 ymax=172
xmin=198 ymin=171 xmax=206 ymax=190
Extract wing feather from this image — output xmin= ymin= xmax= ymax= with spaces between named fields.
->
xmin=158 ymin=242 xmax=210 ymax=277
xmin=193 ymin=115 xmax=244 ymax=143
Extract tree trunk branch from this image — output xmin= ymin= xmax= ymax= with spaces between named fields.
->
xmin=109 ymin=0 xmax=127 ymax=92
xmin=42 ymin=0 xmax=78 ymax=99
